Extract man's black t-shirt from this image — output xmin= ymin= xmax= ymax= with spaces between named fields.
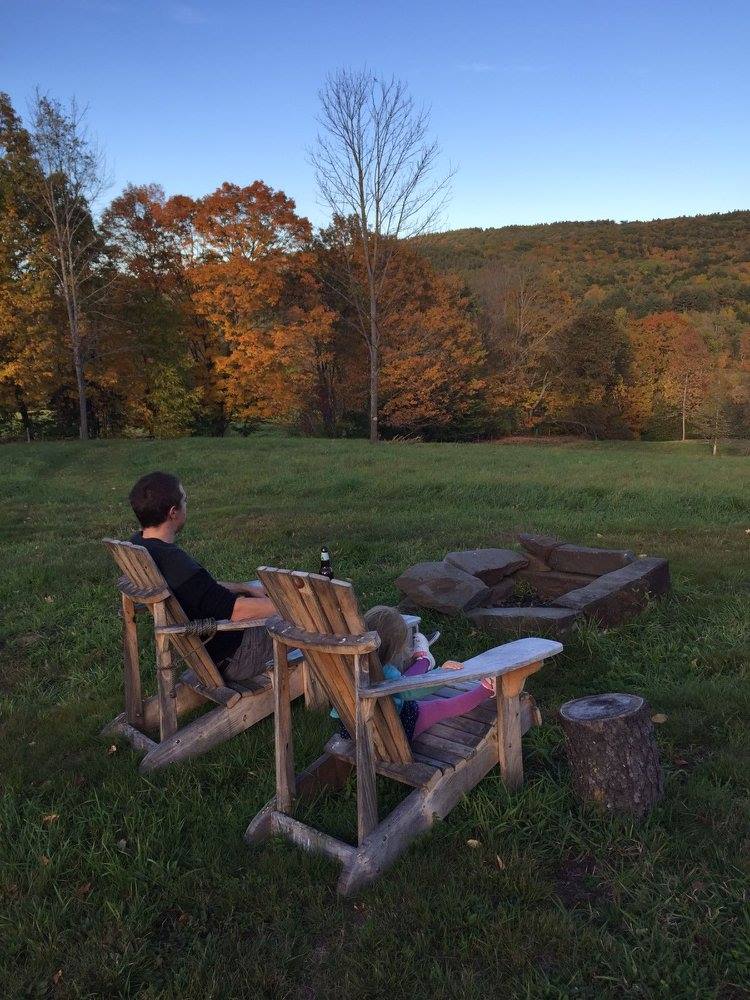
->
xmin=129 ymin=532 xmax=241 ymax=665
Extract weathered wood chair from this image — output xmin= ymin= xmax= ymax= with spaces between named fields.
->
xmin=101 ymin=539 xmax=315 ymax=773
xmin=244 ymin=568 xmax=563 ymax=894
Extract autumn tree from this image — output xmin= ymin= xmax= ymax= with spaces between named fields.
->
xmin=312 ymin=68 xmax=452 ymax=442
xmin=471 ymin=262 xmax=573 ymax=430
xmin=100 ymin=183 xmax=203 ymax=435
xmin=379 ymin=255 xmax=485 ymax=436
xmin=187 ymin=181 xmax=337 ymax=425
xmin=691 ymin=310 xmax=750 ymax=452
xmin=0 ymin=94 xmax=60 ymax=439
xmin=29 ymin=93 xmax=108 ymax=439
xmin=545 ymin=308 xmax=635 ymax=438
xmin=313 ymin=225 xmax=485 ymax=437
xmin=627 ymin=311 xmax=711 ymax=439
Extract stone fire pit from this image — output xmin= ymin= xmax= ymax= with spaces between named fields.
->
xmin=395 ymin=534 xmax=670 ymax=639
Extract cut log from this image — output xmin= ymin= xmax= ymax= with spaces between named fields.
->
xmin=559 ymin=693 xmax=664 ymax=819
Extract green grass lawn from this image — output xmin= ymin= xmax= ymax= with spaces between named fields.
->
xmin=1 ymin=434 xmax=748 ymax=999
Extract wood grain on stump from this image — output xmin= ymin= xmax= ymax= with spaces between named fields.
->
xmin=559 ymin=693 xmax=664 ymax=819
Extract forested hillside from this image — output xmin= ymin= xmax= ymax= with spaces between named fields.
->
xmin=1 ymin=82 xmax=748 ymax=444
xmin=416 ymin=212 xmax=750 ymax=321
xmin=412 ymin=212 xmax=750 ymax=442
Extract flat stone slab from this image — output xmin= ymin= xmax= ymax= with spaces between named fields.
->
xmin=485 ymin=578 xmax=516 ymax=606
xmin=548 ymin=544 xmax=636 ymax=576
xmin=553 ymin=557 xmax=670 ymax=627
xmin=518 ymin=533 xmax=564 ymax=561
xmin=395 ymin=561 xmax=490 ymax=616
xmin=522 ymin=553 xmax=552 ymax=573
xmin=445 ymin=548 xmax=528 ymax=585
xmin=469 ymin=606 xmax=580 ymax=638
xmin=516 ymin=568 xmax=598 ymax=600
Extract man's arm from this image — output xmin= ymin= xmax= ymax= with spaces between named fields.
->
xmin=230 ymin=595 xmax=276 ymax=621
xmin=218 ymin=581 xmax=268 ymax=597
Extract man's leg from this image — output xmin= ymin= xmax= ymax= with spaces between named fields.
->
xmin=221 ymin=626 xmax=273 ymax=684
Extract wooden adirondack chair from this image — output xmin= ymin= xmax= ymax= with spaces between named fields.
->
xmin=101 ymin=539 xmax=314 ymax=773
xmin=245 ymin=568 xmax=563 ymax=894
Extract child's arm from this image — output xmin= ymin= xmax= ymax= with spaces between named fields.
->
xmin=404 ymin=655 xmax=464 ymax=678
xmin=404 ymin=654 xmax=432 ymax=678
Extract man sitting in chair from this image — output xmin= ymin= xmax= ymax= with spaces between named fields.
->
xmin=129 ymin=471 xmax=275 ymax=685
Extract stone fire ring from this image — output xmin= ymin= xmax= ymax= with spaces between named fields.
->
xmin=395 ymin=535 xmax=671 ymax=639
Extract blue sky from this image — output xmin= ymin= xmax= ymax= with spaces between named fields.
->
xmin=4 ymin=0 xmax=749 ymax=230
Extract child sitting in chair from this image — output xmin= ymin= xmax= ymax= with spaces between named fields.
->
xmin=334 ymin=605 xmax=495 ymax=743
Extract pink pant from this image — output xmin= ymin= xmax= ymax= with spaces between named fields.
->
xmin=404 ymin=656 xmax=493 ymax=738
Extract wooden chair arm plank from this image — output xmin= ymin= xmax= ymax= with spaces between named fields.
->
xmin=266 ymin=616 xmax=380 ymax=656
xmin=178 ymin=669 xmax=242 ymax=707
xmin=155 ymin=617 xmax=269 ymax=636
xmin=117 ymin=577 xmax=171 ymax=604
xmin=359 ymin=638 xmax=563 ymax=699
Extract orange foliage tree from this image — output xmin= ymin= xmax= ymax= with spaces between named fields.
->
xmin=186 ymin=182 xmax=337 ymax=424
xmin=627 ymin=311 xmax=710 ymax=438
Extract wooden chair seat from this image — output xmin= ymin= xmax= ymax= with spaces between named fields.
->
xmin=244 ymin=568 xmax=563 ymax=894
xmin=326 ymin=684 xmax=541 ymax=784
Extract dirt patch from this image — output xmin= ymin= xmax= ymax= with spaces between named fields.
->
xmin=554 ymin=855 xmax=614 ymax=910
xmin=491 ymin=435 xmax=590 ymax=446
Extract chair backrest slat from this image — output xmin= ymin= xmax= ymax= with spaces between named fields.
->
xmin=258 ymin=567 xmax=413 ymax=765
xmin=327 ymin=578 xmax=415 ymax=763
xmin=103 ymin=539 xmax=224 ymax=689
xmin=262 ymin=569 xmax=360 ymax=740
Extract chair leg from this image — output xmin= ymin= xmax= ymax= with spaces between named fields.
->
xmin=273 ymin=637 xmax=295 ymax=813
xmin=496 ymin=661 xmax=542 ymax=790
xmin=121 ymin=593 xmax=144 ymax=729
xmin=354 ymin=654 xmax=378 ymax=844
xmin=154 ymin=601 xmax=178 ymax=741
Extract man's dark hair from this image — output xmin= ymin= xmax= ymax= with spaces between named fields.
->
xmin=129 ymin=472 xmax=183 ymax=528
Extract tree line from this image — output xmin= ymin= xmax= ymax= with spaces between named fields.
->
xmin=1 ymin=78 xmax=748 ymax=446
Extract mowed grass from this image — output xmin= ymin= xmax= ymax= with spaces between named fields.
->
xmin=0 ymin=433 xmax=748 ymax=999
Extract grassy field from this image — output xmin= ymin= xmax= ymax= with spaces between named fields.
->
xmin=1 ymin=434 xmax=748 ymax=999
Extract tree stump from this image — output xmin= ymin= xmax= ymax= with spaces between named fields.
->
xmin=559 ymin=693 xmax=664 ymax=819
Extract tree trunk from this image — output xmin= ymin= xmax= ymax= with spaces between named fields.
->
xmin=15 ymin=386 xmax=32 ymax=442
xmin=559 ymin=693 xmax=663 ymax=819
xmin=681 ymin=375 xmax=687 ymax=441
xmin=368 ymin=305 xmax=379 ymax=443
xmin=62 ymin=272 xmax=88 ymax=441
xmin=73 ymin=341 xmax=89 ymax=441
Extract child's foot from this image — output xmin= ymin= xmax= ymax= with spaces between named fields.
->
xmin=481 ymin=676 xmax=496 ymax=695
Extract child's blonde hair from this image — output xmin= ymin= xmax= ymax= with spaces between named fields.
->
xmin=364 ymin=605 xmax=409 ymax=670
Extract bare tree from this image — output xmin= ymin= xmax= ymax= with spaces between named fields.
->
xmin=472 ymin=263 xmax=560 ymax=425
xmin=30 ymin=94 xmax=108 ymax=440
xmin=311 ymin=68 xmax=452 ymax=442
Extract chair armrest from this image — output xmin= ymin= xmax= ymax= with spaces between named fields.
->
xmin=154 ymin=617 xmax=269 ymax=636
xmin=358 ymin=637 xmax=563 ymax=699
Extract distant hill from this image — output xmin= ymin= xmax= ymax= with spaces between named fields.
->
xmin=414 ymin=211 xmax=750 ymax=321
